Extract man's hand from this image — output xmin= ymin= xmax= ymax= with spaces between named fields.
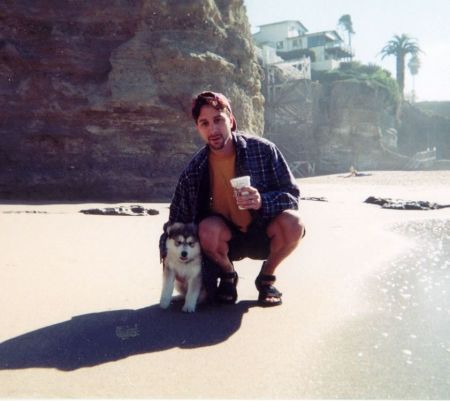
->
xmin=235 ymin=186 xmax=262 ymax=210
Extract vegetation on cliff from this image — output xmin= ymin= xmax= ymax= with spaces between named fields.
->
xmin=312 ymin=61 xmax=401 ymax=109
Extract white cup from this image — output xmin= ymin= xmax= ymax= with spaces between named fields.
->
xmin=230 ymin=175 xmax=251 ymax=209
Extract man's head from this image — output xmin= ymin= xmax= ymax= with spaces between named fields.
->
xmin=192 ymin=91 xmax=236 ymax=154
xmin=192 ymin=91 xmax=237 ymax=132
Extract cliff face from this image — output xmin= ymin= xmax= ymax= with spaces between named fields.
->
xmin=0 ymin=0 xmax=263 ymax=201
xmin=315 ymin=80 xmax=403 ymax=172
xmin=266 ymin=79 xmax=406 ymax=174
xmin=399 ymin=102 xmax=450 ymax=160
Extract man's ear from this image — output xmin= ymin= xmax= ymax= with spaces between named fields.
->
xmin=229 ymin=113 xmax=237 ymax=131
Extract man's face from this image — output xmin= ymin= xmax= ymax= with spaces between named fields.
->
xmin=195 ymin=105 xmax=233 ymax=153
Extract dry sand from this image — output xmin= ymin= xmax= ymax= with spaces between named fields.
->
xmin=0 ymin=170 xmax=449 ymax=399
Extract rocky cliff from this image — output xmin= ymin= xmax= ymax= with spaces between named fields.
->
xmin=265 ymin=78 xmax=407 ymax=175
xmin=399 ymin=102 xmax=450 ymax=160
xmin=315 ymin=80 xmax=406 ymax=173
xmin=0 ymin=0 xmax=263 ymax=201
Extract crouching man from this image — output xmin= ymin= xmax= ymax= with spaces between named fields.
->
xmin=160 ymin=91 xmax=305 ymax=306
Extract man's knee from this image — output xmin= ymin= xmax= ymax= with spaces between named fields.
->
xmin=198 ymin=216 xmax=231 ymax=251
xmin=267 ymin=210 xmax=304 ymax=243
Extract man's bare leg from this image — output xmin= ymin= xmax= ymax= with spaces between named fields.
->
xmin=198 ymin=216 xmax=234 ymax=273
xmin=258 ymin=210 xmax=304 ymax=304
xmin=199 ymin=216 xmax=238 ymax=303
xmin=264 ymin=210 xmax=304 ymax=274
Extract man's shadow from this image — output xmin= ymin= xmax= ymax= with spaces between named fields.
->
xmin=0 ymin=300 xmax=256 ymax=371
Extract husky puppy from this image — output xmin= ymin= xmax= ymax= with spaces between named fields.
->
xmin=160 ymin=222 xmax=205 ymax=312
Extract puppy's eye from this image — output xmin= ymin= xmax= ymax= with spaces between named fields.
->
xmin=188 ymin=242 xmax=195 ymax=248
xmin=175 ymin=241 xmax=182 ymax=246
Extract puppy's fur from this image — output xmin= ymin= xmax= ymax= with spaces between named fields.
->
xmin=160 ymin=222 xmax=205 ymax=312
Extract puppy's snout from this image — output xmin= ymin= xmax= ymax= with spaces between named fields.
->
xmin=181 ymin=250 xmax=188 ymax=258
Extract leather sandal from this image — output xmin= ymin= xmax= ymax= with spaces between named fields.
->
xmin=255 ymin=273 xmax=282 ymax=307
xmin=215 ymin=271 xmax=238 ymax=304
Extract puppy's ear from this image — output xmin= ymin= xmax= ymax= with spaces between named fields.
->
xmin=166 ymin=222 xmax=184 ymax=236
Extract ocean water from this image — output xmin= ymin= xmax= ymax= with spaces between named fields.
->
xmin=387 ymin=218 xmax=450 ymax=320
xmin=366 ymin=218 xmax=450 ymax=398
xmin=303 ymin=218 xmax=450 ymax=399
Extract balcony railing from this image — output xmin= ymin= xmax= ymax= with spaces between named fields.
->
xmin=324 ymin=42 xmax=353 ymax=57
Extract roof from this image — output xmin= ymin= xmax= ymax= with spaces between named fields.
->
xmin=256 ymin=20 xmax=308 ymax=33
xmin=305 ymin=30 xmax=344 ymax=41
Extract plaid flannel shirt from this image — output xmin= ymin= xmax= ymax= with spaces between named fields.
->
xmin=159 ymin=132 xmax=300 ymax=258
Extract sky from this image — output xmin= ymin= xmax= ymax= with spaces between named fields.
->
xmin=244 ymin=0 xmax=450 ymax=102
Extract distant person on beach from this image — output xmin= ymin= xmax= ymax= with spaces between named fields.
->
xmin=159 ymin=91 xmax=305 ymax=307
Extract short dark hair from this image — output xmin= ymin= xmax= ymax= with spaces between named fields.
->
xmin=191 ymin=91 xmax=236 ymax=131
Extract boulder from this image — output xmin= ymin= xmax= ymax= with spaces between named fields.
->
xmin=364 ymin=196 xmax=450 ymax=210
xmin=79 ymin=205 xmax=159 ymax=216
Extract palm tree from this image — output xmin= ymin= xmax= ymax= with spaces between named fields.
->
xmin=408 ymin=54 xmax=421 ymax=102
xmin=380 ymin=34 xmax=422 ymax=98
xmin=338 ymin=14 xmax=355 ymax=61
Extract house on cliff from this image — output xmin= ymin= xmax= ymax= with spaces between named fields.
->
xmin=252 ymin=20 xmax=353 ymax=72
xmin=252 ymin=20 xmax=411 ymax=177
xmin=253 ymin=20 xmax=353 ymax=103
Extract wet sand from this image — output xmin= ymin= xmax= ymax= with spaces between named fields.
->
xmin=0 ymin=170 xmax=449 ymax=399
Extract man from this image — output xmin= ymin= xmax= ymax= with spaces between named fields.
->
xmin=160 ymin=91 xmax=304 ymax=306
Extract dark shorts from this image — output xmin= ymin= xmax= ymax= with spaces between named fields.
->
xmin=215 ymin=214 xmax=271 ymax=261
xmin=200 ymin=212 xmax=305 ymax=300
xmin=200 ymin=214 xmax=270 ymax=301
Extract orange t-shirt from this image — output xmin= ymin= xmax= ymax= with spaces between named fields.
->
xmin=209 ymin=150 xmax=252 ymax=232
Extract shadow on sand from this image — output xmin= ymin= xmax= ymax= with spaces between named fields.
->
xmin=0 ymin=300 xmax=257 ymax=371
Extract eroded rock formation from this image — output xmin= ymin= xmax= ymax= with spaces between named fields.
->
xmin=0 ymin=0 xmax=263 ymax=201
xmin=399 ymin=102 xmax=450 ymax=160
xmin=265 ymin=78 xmax=407 ymax=175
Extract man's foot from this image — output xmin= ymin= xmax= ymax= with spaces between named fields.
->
xmin=255 ymin=273 xmax=282 ymax=307
xmin=215 ymin=271 xmax=238 ymax=304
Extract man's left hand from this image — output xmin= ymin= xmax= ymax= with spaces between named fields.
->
xmin=235 ymin=186 xmax=262 ymax=210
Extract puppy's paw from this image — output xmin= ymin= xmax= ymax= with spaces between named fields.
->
xmin=160 ymin=298 xmax=171 ymax=309
xmin=182 ymin=303 xmax=196 ymax=313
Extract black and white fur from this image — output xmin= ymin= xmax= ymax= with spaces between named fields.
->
xmin=160 ymin=222 xmax=205 ymax=312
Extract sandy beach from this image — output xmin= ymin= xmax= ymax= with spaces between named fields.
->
xmin=0 ymin=170 xmax=449 ymax=399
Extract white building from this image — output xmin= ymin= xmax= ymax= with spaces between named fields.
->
xmin=253 ymin=20 xmax=353 ymax=72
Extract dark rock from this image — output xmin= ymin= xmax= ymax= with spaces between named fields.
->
xmin=364 ymin=196 xmax=389 ymax=206
xmin=301 ymin=196 xmax=328 ymax=202
xmin=80 ymin=205 xmax=159 ymax=216
xmin=2 ymin=210 xmax=48 ymax=214
xmin=130 ymin=205 xmax=145 ymax=214
xmin=364 ymin=196 xmax=450 ymax=210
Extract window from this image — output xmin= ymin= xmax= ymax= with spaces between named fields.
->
xmin=307 ymin=36 xmax=324 ymax=47
xmin=287 ymin=26 xmax=298 ymax=38
xmin=276 ymin=41 xmax=284 ymax=50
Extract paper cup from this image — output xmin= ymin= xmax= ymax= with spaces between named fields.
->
xmin=230 ymin=176 xmax=250 ymax=209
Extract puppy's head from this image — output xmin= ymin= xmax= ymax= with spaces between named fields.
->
xmin=165 ymin=222 xmax=200 ymax=263
xmin=165 ymin=222 xmax=197 ymax=238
